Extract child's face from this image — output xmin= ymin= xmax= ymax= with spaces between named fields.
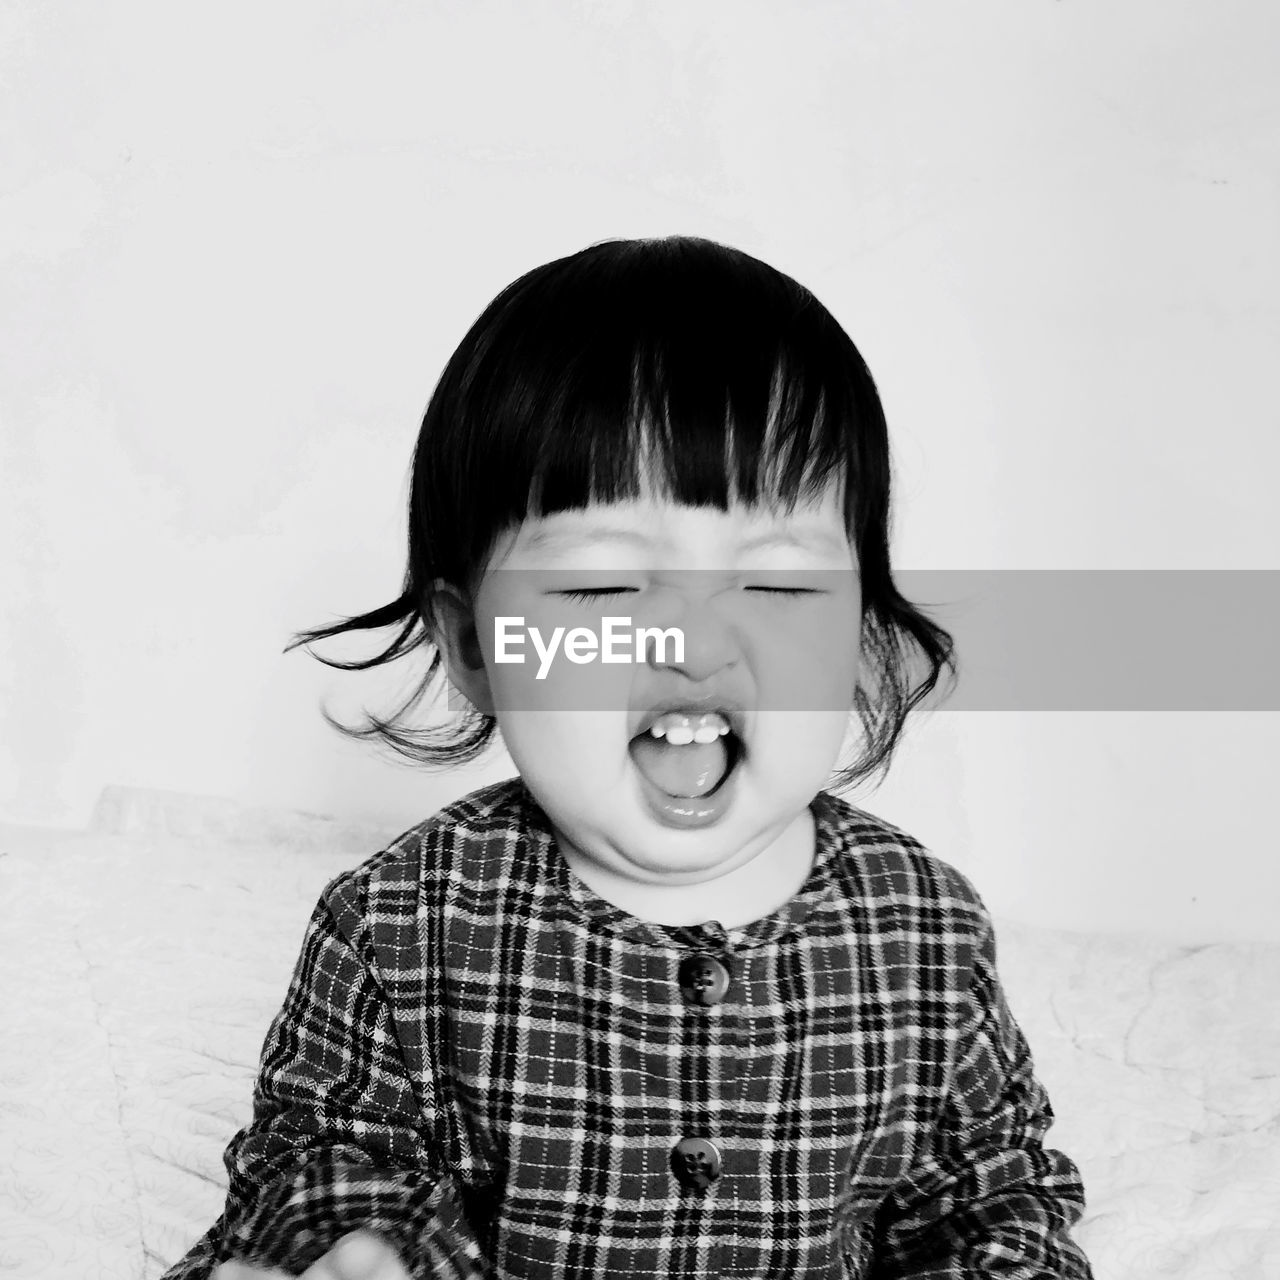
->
xmin=438 ymin=484 xmax=862 ymax=906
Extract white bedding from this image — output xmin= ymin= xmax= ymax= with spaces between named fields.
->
xmin=2 ymin=787 xmax=1278 ymax=1279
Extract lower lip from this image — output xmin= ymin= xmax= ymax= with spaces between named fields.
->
xmin=633 ymin=750 xmax=742 ymax=829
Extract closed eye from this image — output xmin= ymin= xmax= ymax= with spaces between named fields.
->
xmin=557 ymin=588 xmax=641 ymax=601
xmin=745 ymin=587 xmax=823 ymax=595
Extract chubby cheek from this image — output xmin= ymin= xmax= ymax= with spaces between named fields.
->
xmin=498 ymin=710 xmax=631 ymax=797
xmin=748 ymin=710 xmax=851 ymax=794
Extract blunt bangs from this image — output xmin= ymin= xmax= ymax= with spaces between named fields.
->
xmin=416 ymin=237 xmax=885 ymax=589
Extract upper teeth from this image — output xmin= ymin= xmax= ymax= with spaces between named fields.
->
xmin=648 ymin=711 xmax=731 ymax=745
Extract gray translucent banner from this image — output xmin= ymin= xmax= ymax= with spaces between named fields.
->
xmin=443 ymin=570 xmax=1280 ymax=711
xmin=902 ymin=570 xmax=1279 ymax=711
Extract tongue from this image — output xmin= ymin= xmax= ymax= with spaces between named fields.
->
xmin=629 ymin=735 xmax=729 ymax=798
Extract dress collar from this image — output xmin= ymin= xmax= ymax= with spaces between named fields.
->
xmin=513 ymin=779 xmax=841 ymax=951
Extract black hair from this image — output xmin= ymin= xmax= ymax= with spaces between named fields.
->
xmin=285 ymin=236 xmax=957 ymax=792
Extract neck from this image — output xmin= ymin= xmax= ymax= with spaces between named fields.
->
xmin=565 ymin=809 xmax=816 ymax=930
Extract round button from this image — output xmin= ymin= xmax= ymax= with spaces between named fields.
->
xmin=677 ymin=953 xmax=731 ymax=1007
xmin=670 ymin=1136 xmax=722 ymax=1191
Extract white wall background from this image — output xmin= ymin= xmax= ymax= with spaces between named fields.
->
xmin=2 ymin=0 xmax=1276 ymax=942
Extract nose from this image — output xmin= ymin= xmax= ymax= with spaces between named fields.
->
xmin=642 ymin=587 xmax=741 ymax=683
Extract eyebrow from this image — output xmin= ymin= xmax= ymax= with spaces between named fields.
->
xmin=522 ymin=524 xmax=847 ymax=555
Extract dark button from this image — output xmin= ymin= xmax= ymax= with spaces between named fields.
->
xmin=670 ymin=1136 xmax=722 ymax=1190
xmin=677 ymin=953 xmax=731 ymax=1007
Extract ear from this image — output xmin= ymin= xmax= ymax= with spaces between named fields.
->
xmin=427 ymin=580 xmax=495 ymax=716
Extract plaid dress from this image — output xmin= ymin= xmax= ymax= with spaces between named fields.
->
xmin=161 ymin=776 xmax=1092 ymax=1279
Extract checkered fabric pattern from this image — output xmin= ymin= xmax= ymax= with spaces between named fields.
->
xmin=161 ymin=777 xmax=1092 ymax=1279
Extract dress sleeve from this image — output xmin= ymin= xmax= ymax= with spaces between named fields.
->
xmin=159 ymin=873 xmax=486 ymax=1280
xmin=868 ymin=901 xmax=1094 ymax=1279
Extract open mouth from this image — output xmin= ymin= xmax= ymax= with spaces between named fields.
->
xmin=627 ymin=710 xmax=744 ymax=799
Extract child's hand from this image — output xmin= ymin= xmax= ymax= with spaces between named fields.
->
xmin=211 ymin=1229 xmax=412 ymax=1279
